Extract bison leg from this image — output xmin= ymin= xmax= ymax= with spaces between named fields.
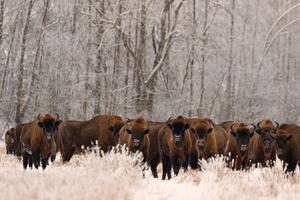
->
xmin=189 ymin=152 xmax=199 ymax=170
xmin=182 ymin=156 xmax=189 ymax=172
xmin=172 ymin=159 xmax=180 ymax=176
xmin=41 ymin=158 xmax=48 ymax=170
xmin=32 ymin=151 xmax=41 ymax=169
xmin=22 ymin=152 xmax=30 ymax=169
xmin=62 ymin=147 xmax=75 ymax=162
xmin=285 ymin=162 xmax=297 ymax=174
xmin=28 ymin=157 xmax=33 ymax=169
xmin=149 ymin=154 xmax=160 ymax=178
xmin=162 ymin=154 xmax=172 ymax=180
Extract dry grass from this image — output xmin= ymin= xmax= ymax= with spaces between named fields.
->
xmin=0 ymin=142 xmax=299 ymax=200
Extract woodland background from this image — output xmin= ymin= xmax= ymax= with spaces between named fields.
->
xmin=0 ymin=0 xmax=300 ymax=131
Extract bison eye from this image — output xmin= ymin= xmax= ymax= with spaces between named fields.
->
xmin=126 ymin=129 xmax=132 ymax=134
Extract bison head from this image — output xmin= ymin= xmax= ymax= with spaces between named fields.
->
xmin=167 ymin=116 xmax=190 ymax=148
xmin=256 ymin=120 xmax=279 ymax=153
xmin=126 ymin=118 xmax=149 ymax=151
xmin=38 ymin=113 xmax=61 ymax=144
xmin=108 ymin=118 xmax=126 ymax=142
xmin=231 ymin=123 xmax=255 ymax=155
xmin=271 ymin=130 xmax=292 ymax=159
xmin=189 ymin=119 xmax=213 ymax=149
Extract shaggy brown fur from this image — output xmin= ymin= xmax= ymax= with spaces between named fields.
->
xmin=272 ymin=123 xmax=300 ymax=173
xmin=21 ymin=114 xmax=61 ymax=169
xmin=59 ymin=115 xmax=125 ymax=162
xmin=189 ymin=118 xmax=228 ymax=169
xmin=5 ymin=128 xmax=16 ymax=155
xmin=248 ymin=120 xmax=278 ymax=167
xmin=222 ymin=121 xmax=255 ymax=170
xmin=119 ymin=117 xmax=150 ymax=162
xmin=158 ymin=116 xmax=191 ymax=180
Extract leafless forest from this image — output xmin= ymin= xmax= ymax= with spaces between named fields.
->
xmin=0 ymin=0 xmax=300 ymax=128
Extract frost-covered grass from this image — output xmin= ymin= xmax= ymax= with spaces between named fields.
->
xmin=0 ymin=142 xmax=299 ymax=200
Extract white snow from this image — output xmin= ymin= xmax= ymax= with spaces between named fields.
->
xmin=0 ymin=143 xmax=299 ymax=200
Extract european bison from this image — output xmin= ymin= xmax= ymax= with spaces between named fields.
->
xmin=147 ymin=121 xmax=165 ymax=178
xmin=158 ymin=116 xmax=191 ymax=180
xmin=59 ymin=115 xmax=125 ymax=162
xmin=272 ymin=123 xmax=300 ymax=173
xmin=221 ymin=121 xmax=255 ymax=170
xmin=248 ymin=120 xmax=278 ymax=167
xmin=21 ymin=114 xmax=61 ymax=169
xmin=14 ymin=123 xmax=28 ymax=158
xmin=189 ymin=118 xmax=228 ymax=169
xmin=119 ymin=117 xmax=150 ymax=163
xmin=5 ymin=128 xmax=16 ymax=155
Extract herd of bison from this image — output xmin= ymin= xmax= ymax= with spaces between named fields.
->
xmin=4 ymin=114 xmax=300 ymax=179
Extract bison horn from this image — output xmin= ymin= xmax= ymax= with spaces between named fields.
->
xmin=249 ymin=123 xmax=256 ymax=131
xmin=37 ymin=114 xmax=42 ymax=122
xmin=256 ymin=121 xmax=261 ymax=129
xmin=230 ymin=123 xmax=237 ymax=133
xmin=55 ymin=113 xmax=60 ymax=120
xmin=274 ymin=121 xmax=279 ymax=129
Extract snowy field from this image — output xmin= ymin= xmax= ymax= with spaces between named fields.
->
xmin=0 ymin=142 xmax=299 ymax=200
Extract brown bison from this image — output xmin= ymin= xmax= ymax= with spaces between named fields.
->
xmin=21 ymin=114 xmax=61 ymax=169
xmin=59 ymin=115 xmax=125 ymax=162
xmin=158 ymin=116 xmax=191 ymax=180
xmin=189 ymin=118 xmax=228 ymax=169
xmin=5 ymin=128 xmax=16 ymax=155
xmin=119 ymin=117 xmax=150 ymax=162
xmin=272 ymin=123 xmax=300 ymax=173
xmin=248 ymin=120 xmax=278 ymax=167
xmin=221 ymin=121 xmax=255 ymax=170
xmin=14 ymin=123 xmax=28 ymax=158
xmin=147 ymin=121 xmax=165 ymax=178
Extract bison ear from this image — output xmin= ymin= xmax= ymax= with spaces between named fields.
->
xmin=250 ymin=131 xmax=255 ymax=138
xmin=144 ymin=129 xmax=150 ymax=135
xmin=255 ymin=128 xmax=261 ymax=135
xmin=167 ymin=123 xmax=172 ymax=130
xmin=38 ymin=122 xmax=43 ymax=128
xmin=207 ymin=128 xmax=213 ymax=134
xmin=184 ymin=123 xmax=190 ymax=130
xmin=126 ymin=129 xmax=132 ymax=134
xmin=231 ymin=131 xmax=237 ymax=137
xmin=55 ymin=120 xmax=62 ymax=127
xmin=270 ymin=134 xmax=276 ymax=140
xmin=286 ymin=134 xmax=293 ymax=141
xmin=108 ymin=126 xmax=114 ymax=132
xmin=190 ymin=128 xmax=196 ymax=134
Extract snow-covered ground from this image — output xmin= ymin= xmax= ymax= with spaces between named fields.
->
xmin=0 ymin=142 xmax=299 ymax=200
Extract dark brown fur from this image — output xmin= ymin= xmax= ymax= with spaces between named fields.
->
xmin=248 ymin=120 xmax=277 ymax=167
xmin=158 ymin=116 xmax=191 ymax=180
xmin=21 ymin=114 xmax=61 ymax=169
xmin=59 ymin=115 xmax=125 ymax=162
xmin=5 ymin=128 xmax=16 ymax=155
xmin=119 ymin=117 xmax=150 ymax=162
xmin=189 ymin=118 xmax=228 ymax=169
xmin=273 ymin=123 xmax=300 ymax=173
xmin=222 ymin=121 xmax=255 ymax=170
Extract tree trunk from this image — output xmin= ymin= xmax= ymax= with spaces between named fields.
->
xmin=0 ymin=14 xmax=18 ymax=98
xmin=83 ymin=0 xmax=91 ymax=119
xmin=134 ymin=0 xmax=146 ymax=113
xmin=197 ymin=0 xmax=208 ymax=116
xmin=94 ymin=0 xmax=105 ymax=115
xmin=22 ymin=0 xmax=50 ymax=115
xmin=0 ymin=0 xmax=4 ymax=46
xmin=110 ymin=0 xmax=122 ymax=114
xmin=15 ymin=0 xmax=34 ymax=124
xmin=224 ymin=0 xmax=235 ymax=120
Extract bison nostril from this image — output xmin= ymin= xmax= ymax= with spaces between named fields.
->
xmin=240 ymin=145 xmax=248 ymax=151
